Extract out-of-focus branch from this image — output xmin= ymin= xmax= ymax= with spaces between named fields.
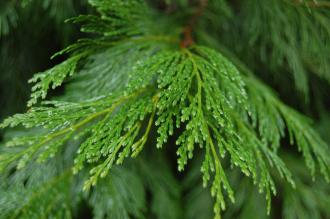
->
xmin=291 ymin=0 xmax=330 ymax=8
xmin=180 ymin=0 xmax=208 ymax=48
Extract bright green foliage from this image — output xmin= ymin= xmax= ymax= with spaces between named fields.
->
xmin=28 ymin=54 xmax=86 ymax=106
xmin=0 ymin=43 xmax=306 ymax=216
xmin=27 ymin=0 xmax=179 ymax=103
xmin=0 ymin=0 xmax=329 ymax=218
xmin=59 ymin=38 xmax=176 ymax=101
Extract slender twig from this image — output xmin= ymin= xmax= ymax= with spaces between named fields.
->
xmin=180 ymin=0 xmax=208 ymax=48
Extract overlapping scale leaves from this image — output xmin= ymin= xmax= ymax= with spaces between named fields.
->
xmin=1 ymin=0 xmax=329 ymax=219
xmin=26 ymin=0 xmax=178 ymax=106
xmin=3 ymin=42 xmax=328 ymax=217
xmin=0 ymin=90 xmax=159 ymax=189
xmin=128 ymin=46 xmax=295 ymax=215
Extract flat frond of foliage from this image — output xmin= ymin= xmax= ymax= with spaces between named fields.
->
xmin=2 ymin=43 xmax=328 ymax=216
xmin=1 ymin=0 xmax=329 ymax=218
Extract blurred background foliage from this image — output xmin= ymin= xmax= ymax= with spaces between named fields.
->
xmin=0 ymin=0 xmax=329 ymax=218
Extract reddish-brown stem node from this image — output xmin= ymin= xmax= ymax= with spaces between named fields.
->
xmin=180 ymin=0 xmax=208 ymax=48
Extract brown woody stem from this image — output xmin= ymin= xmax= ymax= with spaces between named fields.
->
xmin=180 ymin=0 xmax=208 ymax=48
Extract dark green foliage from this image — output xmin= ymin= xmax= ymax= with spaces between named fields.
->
xmin=0 ymin=0 xmax=84 ymax=38
xmin=0 ymin=0 xmax=329 ymax=218
xmin=224 ymin=0 xmax=330 ymax=95
xmin=0 ymin=140 xmax=77 ymax=219
xmin=0 ymin=1 xmax=17 ymax=36
xmin=0 ymin=137 xmax=181 ymax=219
